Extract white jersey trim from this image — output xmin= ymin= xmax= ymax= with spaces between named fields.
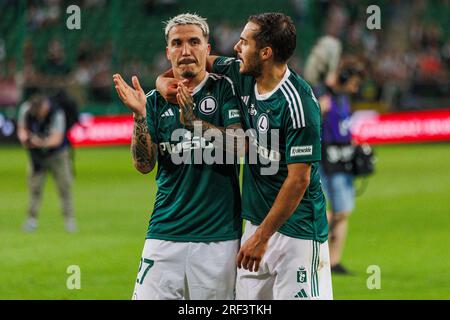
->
xmin=254 ymin=68 xmax=291 ymax=101
xmin=209 ymin=73 xmax=236 ymax=96
xmin=192 ymin=72 xmax=210 ymax=95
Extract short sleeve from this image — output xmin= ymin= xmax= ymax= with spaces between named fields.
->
xmin=284 ymin=95 xmax=322 ymax=163
xmin=17 ymin=102 xmax=32 ymax=127
xmin=145 ymin=91 xmax=158 ymax=144
xmin=212 ymin=56 xmax=242 ymax=85
xmin=49 ymin=110 xmax=66 ymax=134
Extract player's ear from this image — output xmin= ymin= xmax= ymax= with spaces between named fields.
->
xmin=166 ymin=46 xmax=170 ymax=60
xmin=260 ymin=47 xmax=272 ymax=61
xmin=207 ymin=43 xmax=211 ymax=55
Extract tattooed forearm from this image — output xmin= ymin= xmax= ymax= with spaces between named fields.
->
xmin=195 ymin=121 xmax=246 ymax=157
xmin=180 ymin=102 xmax=197 ymax=128
xmin=179 ymin=99 xmax=245 ymax=156
xmin=131 ymin=115 xmax=157 ymax=174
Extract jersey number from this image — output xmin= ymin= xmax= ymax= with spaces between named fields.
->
xmin=136 ymin=258 xmax=154 ymax=285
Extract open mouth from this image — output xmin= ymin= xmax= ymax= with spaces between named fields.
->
xmin=179 ymin=59 xmax=196 ymax=65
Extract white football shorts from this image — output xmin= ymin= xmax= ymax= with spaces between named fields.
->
xmin=132 ymin=238 xmax=239 ymax=300
xmin=236 ymin=220 xmax=333 ymax=300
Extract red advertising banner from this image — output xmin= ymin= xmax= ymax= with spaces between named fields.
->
xmin=68 ymin=114 xmax=134 ymax=147
xmin=68 ymin=109 xmax=450 ymax=147
xmin=351 ymin=109 xmax=450 ymax=144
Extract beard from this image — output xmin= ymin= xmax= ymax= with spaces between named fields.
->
xmin=240 ymin=53 xmax=263 ymax=77
xmin=181 ymin=70 xmax=197 ymax=78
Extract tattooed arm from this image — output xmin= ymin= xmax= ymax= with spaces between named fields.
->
xmin=177 ymin=82 xmax=246 ymax=157
xmin=131 ymin=115 xmax=157 ymax=174
xmin=113 ymin=73 xmax=158 ymax=173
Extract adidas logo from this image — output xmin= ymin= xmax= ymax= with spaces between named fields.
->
xmin=295 ymin=289 xmax=308 ymax=298
xmin=161 ymin=109 xmax=175 ymax=118
xmin=241 ymin=96 xmax=250 ymax=105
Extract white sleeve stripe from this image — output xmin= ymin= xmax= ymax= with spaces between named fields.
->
xmin=145 ymin=89 xmax=156 ymax=97
xmin=209 ymin=73 xmax=236 ymax=96
xmin=221 ymin=75 xmax=236 ymax=96
xmin=285 ymin=80 xmax=306 ymax=127
xmin=280 ymin=86 xmax=298 ymax=129
xmin=281 ymin=84 xmax=304 ymax=128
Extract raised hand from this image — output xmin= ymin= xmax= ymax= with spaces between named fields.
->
xmin=177 ymin=82 xmax=197 ymax=128
xmin=113 ymin=74 xmax=146 ymax=117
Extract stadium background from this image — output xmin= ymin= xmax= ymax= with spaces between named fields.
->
xmin=0 ymin=0 xmax=449 ymax=299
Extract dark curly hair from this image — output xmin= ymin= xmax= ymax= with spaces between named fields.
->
xmin=248 ymin=13 xmax=296 ymax=64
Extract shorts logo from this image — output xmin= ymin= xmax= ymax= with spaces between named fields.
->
xmin=228 ymin=109 xmax=240 ymax=119
xmin=257 ymin=113 xmax=269 ymax=133
xmin=291 ymin=145 xmax=313 ymax=157
xmin=199 ymin=96 xmax=217 ymax=115
xmin=295 ymin=289 xmax=308 ymax=298
xmin=297 ymin=267 xmax=307 ymax=283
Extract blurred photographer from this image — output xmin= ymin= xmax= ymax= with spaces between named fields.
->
xmin=315 ymin=57 xmax=366 ymax=274
xmin=17 ymin=93 xmax=76 ymax=233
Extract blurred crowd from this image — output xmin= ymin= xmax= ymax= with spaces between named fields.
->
xmin=299 ymin=0 xmax=450 ymax=110
xmin=0 ymin=0 xmax=448 ymax=112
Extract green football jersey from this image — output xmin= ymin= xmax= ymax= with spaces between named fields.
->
xmin=213 ymin=57 xmax=328 ymax=243
xmin=145 ymin=73 xmax=242 ymax=242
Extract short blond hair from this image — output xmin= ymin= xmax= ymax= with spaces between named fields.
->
xmin=164 ymin=13 xmax=209 ymax=42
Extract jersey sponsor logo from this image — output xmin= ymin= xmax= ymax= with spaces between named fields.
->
xmin=159 ymin=130 xmax=214 ymax=155
xmin=291 ymin=145 xmax=313 ymax=157
xmin=257 ymin=113 xmax=269 ymax=133
xmin=241 ymin=96 xmax=250 ymax=106
xmin=247 ymin=130 xmax=281 ymax=162
xmin=161 ymin=108 xmax=174 ymax=118
xmin=228 ymin=109 xmax=240 ymax=119
xmin=199 ymin=96 xmax=217 ymax=115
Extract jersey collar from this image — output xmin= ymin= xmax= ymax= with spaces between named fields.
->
xmin=254 ymin=68 xmax=291 ymax=101
xmin=192 ymin=72 xmax=210 ymax=96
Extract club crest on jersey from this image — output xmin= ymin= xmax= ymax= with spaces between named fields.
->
xmin=249 ymin=104 xmax=257 ymax=116
xmin=199 ymin=96 xmax=217 ymax=115
xmin=257 ymin=113 xmax=269 ymax=133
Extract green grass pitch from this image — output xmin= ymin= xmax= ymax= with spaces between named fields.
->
xmin=0 ymin=143 xmax=449 ymax=299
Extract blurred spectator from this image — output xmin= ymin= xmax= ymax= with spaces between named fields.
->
xmin=17 ymin=93 xmax=77 ymax=233
xmin=27 ymin=0 xmax=62 ymax=30
xmin=314 ymin=56 xmax=366 ymax=275
xmin=303 ymin=2 xmax=347 ymax=86
xmin=0 ymin=59 xmax=19 ymax=107
xmin=212 ymin=22 xmax=241 ymax=56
